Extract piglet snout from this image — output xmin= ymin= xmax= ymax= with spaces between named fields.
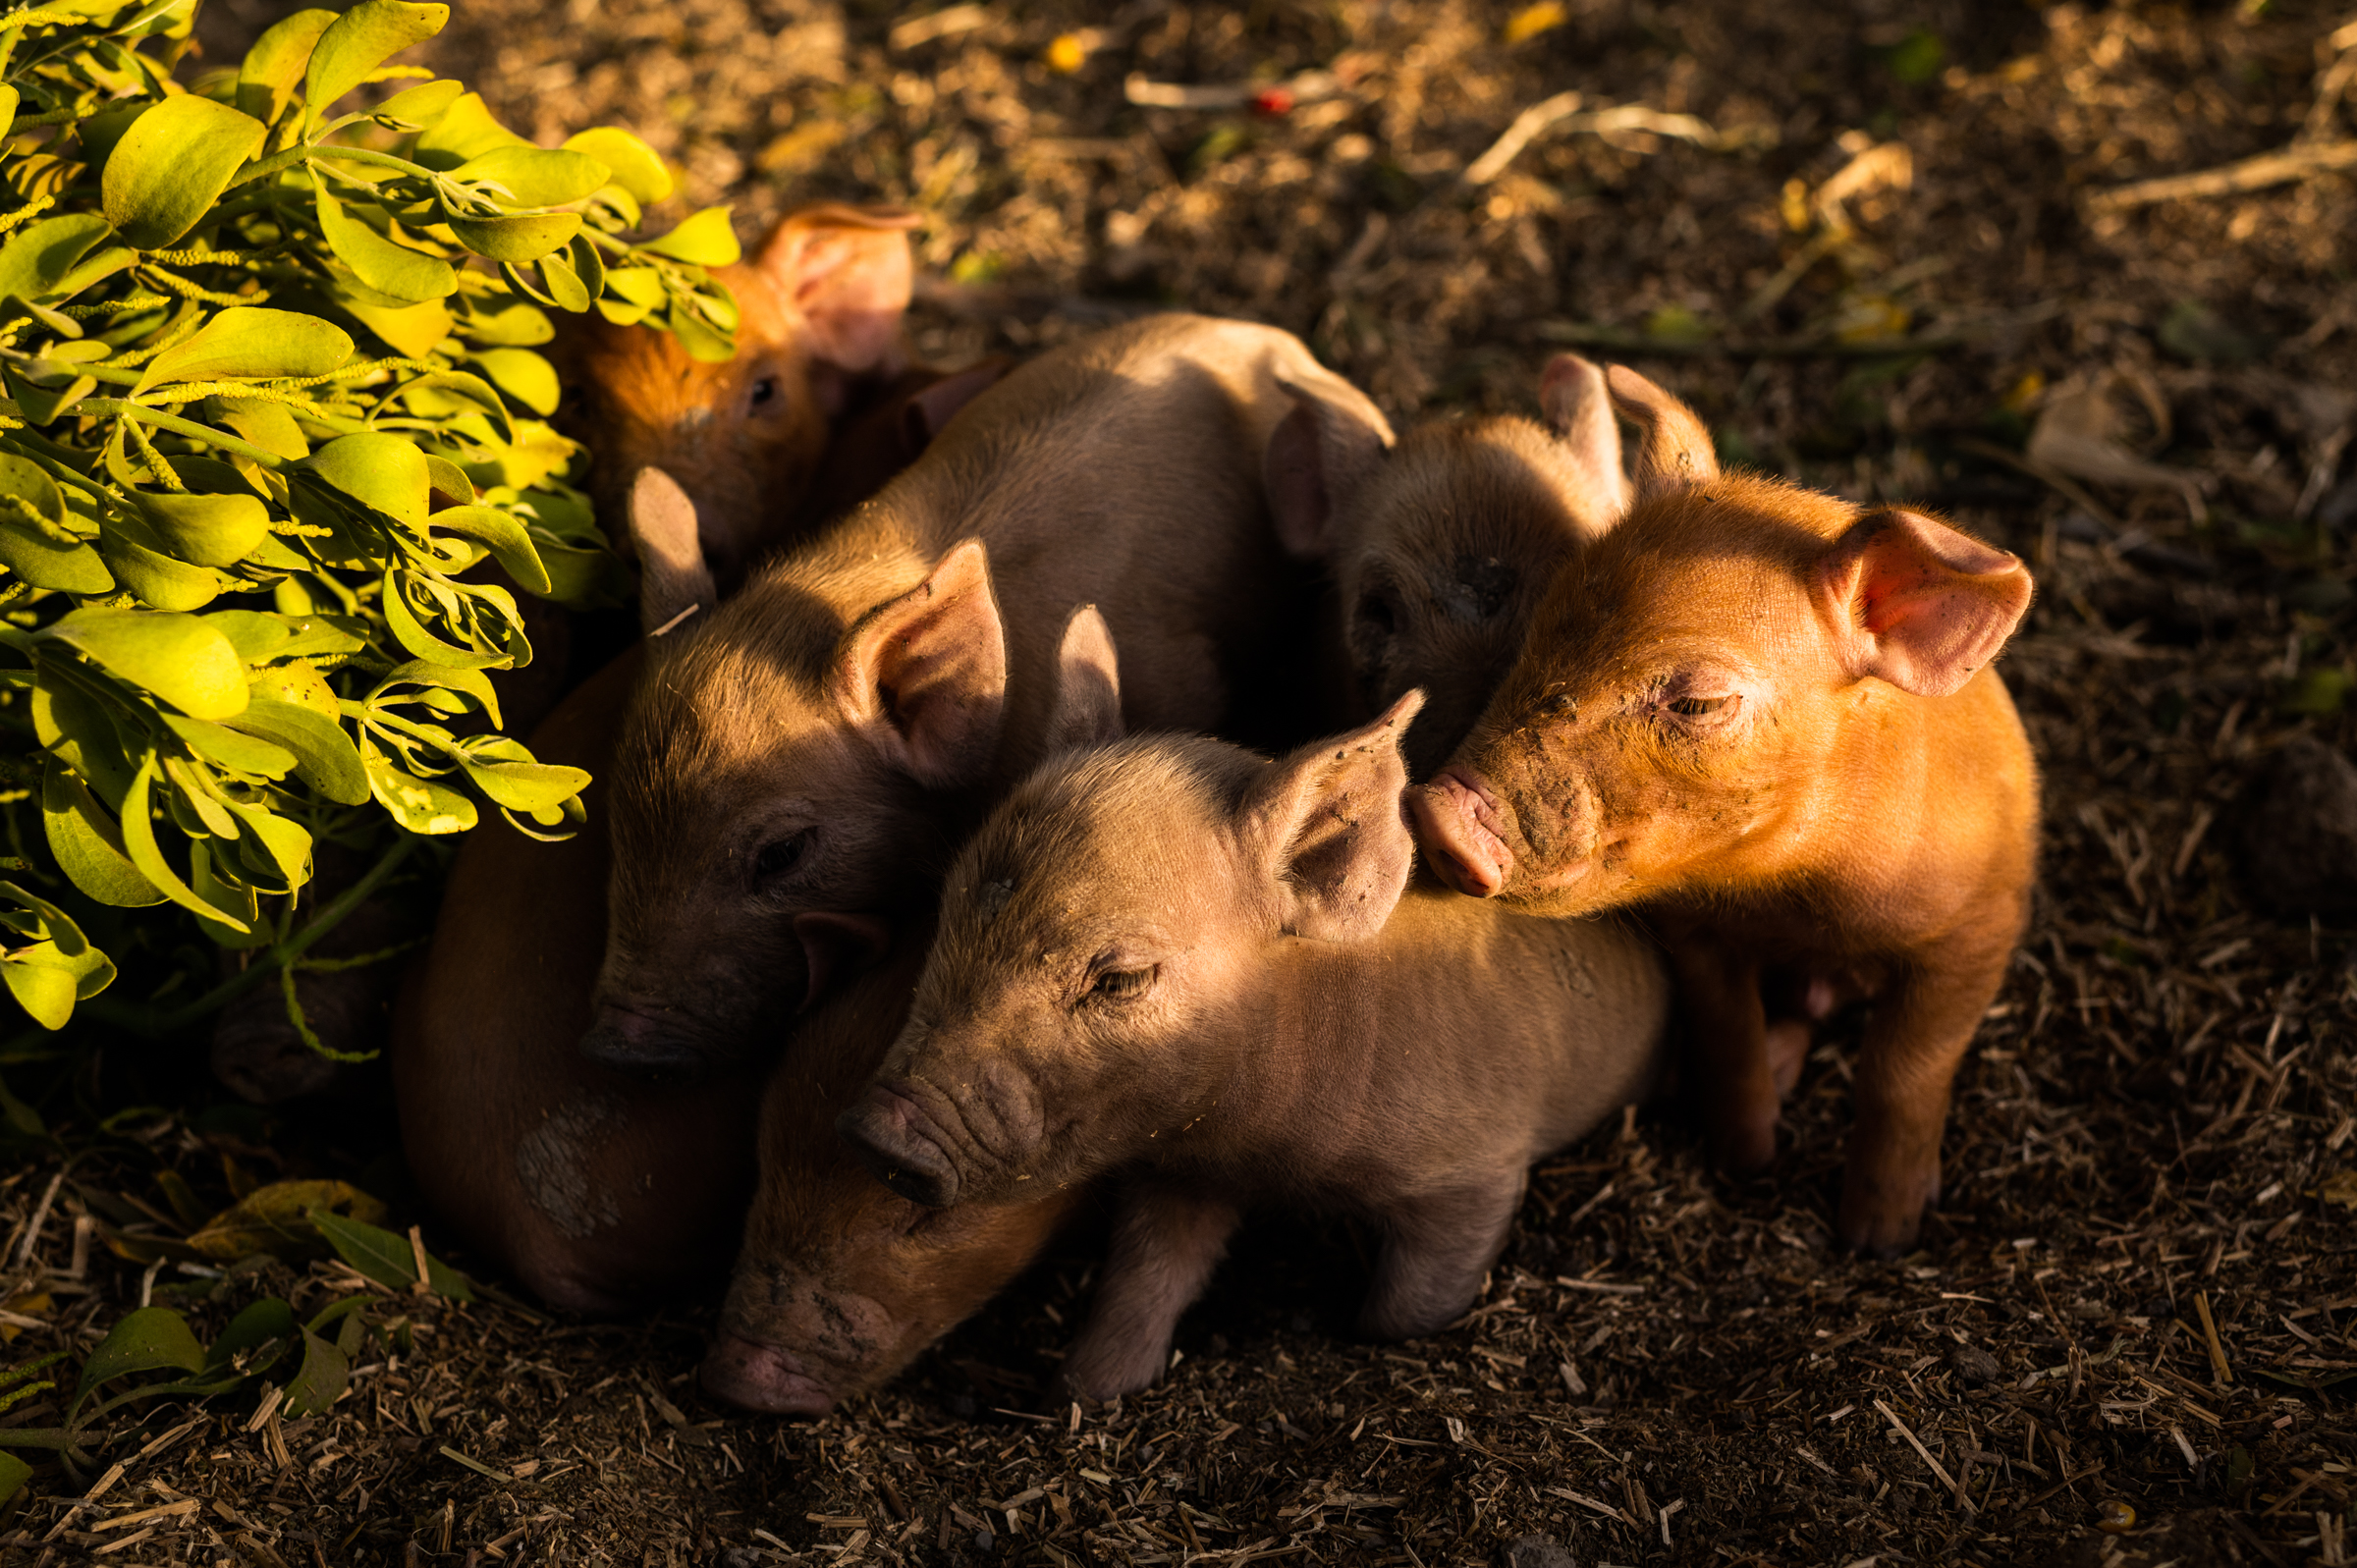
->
xmin=837 ymin=1084 xmax=962 ymax=1208
xmin=1410 ymin=769 xmax=1514 ymax=897
xmin=701 ymin=1330 xmax=837 ymax=1416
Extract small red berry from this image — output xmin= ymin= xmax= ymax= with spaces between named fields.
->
xmin=1250 ymin=85 xmax=1294 ymax=117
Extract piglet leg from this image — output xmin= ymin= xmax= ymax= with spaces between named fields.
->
xmin=1358 ymin=1171 xmax=1526 ymax=1341
xmin=1059 ymin=1184 xmax=1241 ymax=1403
xmin=1838 ymin=928 xmax=2016 ymax=1256
xmin=1669 ymin=940 xmax=1781 ymax=1174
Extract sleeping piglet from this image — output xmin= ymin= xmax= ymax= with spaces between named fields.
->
xmin=838 ymin=612 xmax=1670 ymax=1401
xmin=588 ymin=313 xmax=1389 ymax=1077
xmin=699 ymin=935 xmax=1088 ymax=1416
xmin=1411 ymin=366 xmax=2039 ymax=1256
xmin=1268 ymin=352 xmax=1629 ymax=774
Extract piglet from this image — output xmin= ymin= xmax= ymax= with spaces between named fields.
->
xmin=392 ymin=649 xmax=766 ymax=1311
xmin=1268 ymin=352 xmax=1629 ymax=773
xmin=387 ymin=365 xmax=1008 ymax=1306
xmin=1410 ymin=366 xmax=2039 ymax=1255
xmin=700 ymin=935 xmax=1087 ymax=1415
xmin=553 ymin=202 xmax=928 ymax=589
xmin=587 ymin=313 xmax=1390 ymax=1077
xmin=838 ymin=614 xmax=1670 ymax=1401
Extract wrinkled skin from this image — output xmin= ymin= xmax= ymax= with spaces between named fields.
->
xmin=840 ymin=646 xmax=1669 ymax=1401
xmin=1410 ymin=365 xmax=2040 ymax=1255
xmin=1268 ymin=352 xmax=1631 ymax=775
xmin=700 ymin=941 xmax=1086 ymax=1417
xmin=585 ymin=313 xmax=1389 ymax=1077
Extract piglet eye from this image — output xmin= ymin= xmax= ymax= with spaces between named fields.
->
xmin=1669 ymin=695 xmax=1733 ymax=718
xmin=1537 ymin=692 xmax=1575 ymax=719
xmin=1088 ymin=966 xmax=1155 ymax=1001
xmin=751 ymin=830 xmax=812 ymax=884
xmin=749 ymin=376 xmax=780 ymax=409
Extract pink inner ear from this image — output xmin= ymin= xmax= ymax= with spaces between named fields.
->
xmin=1836 ymin=513 xmax=2032 ymax=698
xmin=781 ymin=229 xmax=914 ymax=373
xmin=837 ymin=544 xmax=1010 ymax=789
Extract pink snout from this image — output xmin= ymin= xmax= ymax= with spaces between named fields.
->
xmin=701 ymin=1330 xmax=838 ymax=1416
xmin=1410 ymin=769 xmax=1513 ymax=897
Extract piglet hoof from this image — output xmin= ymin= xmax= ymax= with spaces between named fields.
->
xmin=1054 ymin=1337 xmax=1166 ymax=1405
xmin=1836 ymin=1161 xmax=1941 ymax=1259
xmin=836 ymin=1086 xmax=961 ymax=1208
xmin=1764 ymin=1019 xmax=1811 ymax=1101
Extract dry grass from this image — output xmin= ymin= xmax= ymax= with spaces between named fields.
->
xmin=3 ymin=1 xmax=2355 ymax=1563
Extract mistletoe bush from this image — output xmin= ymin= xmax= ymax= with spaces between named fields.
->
xmin=0 ymin=0 xmax=738 ymax=1034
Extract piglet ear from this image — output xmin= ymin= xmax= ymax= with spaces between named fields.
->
xmin=756 ymin=203 xmax=922 ymax=377
xmin=1605 ymin=364 xmax=1719 ymax=502
xmin=1263 ymin=372 xmax=1394 ymax=560
xmin=1238 ymin=690 xmax=1424 ymax=943
xmin=1538 ymin=353 xmax=1632 ymax=524
xmin=1044 ymin=604 xmax=1124 ymax=754
xmin=900 ymin=356 xmax=1013 ymax=451
xmin=629 ymin=466 xmax=716 ymax=637
xmin=833 ymin=538 xmax=1008 ymax=788
xmin=1817 ymin=510 xmax=2034 ymax=698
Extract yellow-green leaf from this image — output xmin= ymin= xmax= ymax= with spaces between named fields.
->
xmin=139 ymin=490 xmax=270 ymax=568
xmin=562 ymin=126 xmax=672 ymax=204
xmin=312 ymin=172 xmax=456 ymax=303
xmin=451 ymin=144 xmax=610 ymax=209
xmin=141 ymin=306 xmax=354 ymax=392
xmin=236 ymin=8 xmax=337 ymax=126
xmin=637 ymin=205 xmax=740 ymax=266
xmin=102 ymin=96 xmax=268 ymax=251
xmin=449 ymin=211 xmax=580 ymax=263
xmin=302 ymin=0 xmax=449 ymax=135
xmin=44 ymin=607 xmax=249 ymax=720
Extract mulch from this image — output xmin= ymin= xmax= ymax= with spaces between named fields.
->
xmin=4 ymin=1 xmax=2356 ymax=1563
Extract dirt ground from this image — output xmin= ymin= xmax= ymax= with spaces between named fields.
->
xmin=5 ymin=1 xmax=2357 ymax=1563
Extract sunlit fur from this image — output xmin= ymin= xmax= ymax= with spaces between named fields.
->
xmin=594 ymin=314 xmax=1376 ymax=1068
xmin=1453 ymin=470 xmax=1958 ymax=919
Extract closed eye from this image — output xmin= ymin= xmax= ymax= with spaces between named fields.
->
xmin=1085 ymin=965 xmax=1155 ymax=1002
xmin=750 ymin=830 xmax=813 ymax=886
xmin=1669 ymin=695 xmax=1732 ymax=717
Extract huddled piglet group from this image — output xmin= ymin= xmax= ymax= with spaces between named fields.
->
xmin=392 ymin=211 xmax=2040 ymax=1415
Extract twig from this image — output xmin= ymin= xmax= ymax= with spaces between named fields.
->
xmin=1873 ymin=1399 xmax=1975 ymax=1513
xmin=2194 ymin=1291 xmax=2233 ymax=1385
xmin=1463 ymin=91 xmax=1584 ymax=185
xmin=2083 ymin=138 xmax=2357 ymax=214
xmin=1465 ymin=97 xmax=1743 ymax=186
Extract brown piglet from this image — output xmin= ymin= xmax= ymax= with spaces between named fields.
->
xmin=553 ymin=202 xmax=928 ymax=589
xmin=1267 ymin=352 xmax=1630 ymax=774
xmin=386 ymin=366 xmax=1009 ymax=1307
xmin=586 ymin=313 xmax=1390 ymax=1077
xmin=1410 ymin=366 xmax=2039 ymax=1256
xmin=391 ymin=649 xmax=766 ymax=1312
xmin=838 ymin=615 xmax=1671 ymax=1401
xmin=699 ymin=937 xmax=1088 ymax=1416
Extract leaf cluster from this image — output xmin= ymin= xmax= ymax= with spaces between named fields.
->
xmin=0 ymin=1187 xmax=470 ymax=1503
xmin=0 ymin=0 xmax=736 ymax=1034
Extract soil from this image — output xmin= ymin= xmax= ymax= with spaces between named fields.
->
xmin=7 ymin=1 xmax=2357 ymax=1564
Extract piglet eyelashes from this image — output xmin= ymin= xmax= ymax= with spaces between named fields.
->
xmin=1085 ymin=964 xmax=1157 ymax=1002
